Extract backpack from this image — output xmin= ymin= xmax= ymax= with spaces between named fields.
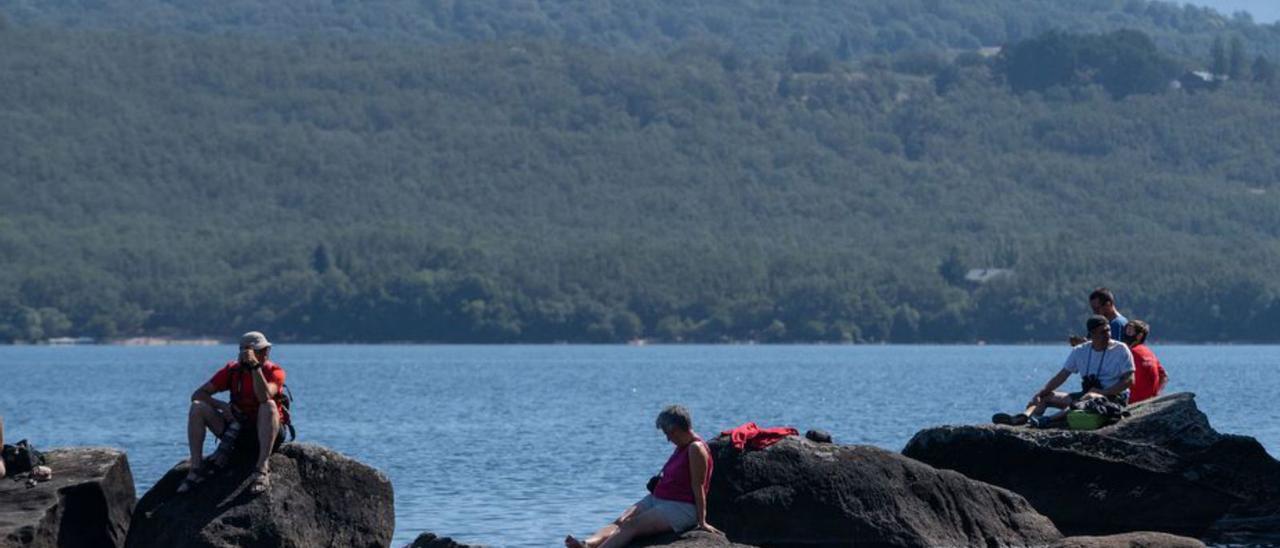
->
xmin=2 ymin=439 xmax=46 ymax=476
xmin=232 ymin=368 xmax=297 ymax=442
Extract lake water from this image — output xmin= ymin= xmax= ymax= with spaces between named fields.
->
xmin=0 ymin=344 xmax=1275 ymax=547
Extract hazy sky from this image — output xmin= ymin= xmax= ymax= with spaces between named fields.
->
xmin=1188 ymin=0 xmax=1280 ymax=22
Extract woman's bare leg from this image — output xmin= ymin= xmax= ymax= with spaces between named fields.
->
xmin=596 ymin=508 xmax=673 ymax=548
xmin=566 ymin=502 xmax=643 ymax=548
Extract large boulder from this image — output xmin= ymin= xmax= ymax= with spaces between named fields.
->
xmin=902 ymin=392 xmax=1280 ymax=540
xmin=1050 ymin=531 xmax=1205 ymax=548
xmin=0 ymin=447 xmax=135 ymax=548
xmin=126 ymin=443 xmax=393 ymax=548
xmin=704 ymin=435 xmax=1062 ymax=547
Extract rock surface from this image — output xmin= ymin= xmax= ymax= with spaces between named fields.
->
xmin=1050 ymin=531 xmax=1206 ymax=547
xmin=704 ymin=435 xmax=1062 ymax=547
xmin=0 ymin=447 xmax=135 ymax=548
xmin=903 ymin=392 xmax=1280 ymax=539
xmin=126 ymin=443 xmax=393 ymax=548
xmin=406 ymin=532 xmax=488 ymax=547
xmin=633 ymin=530 xmax=757 ymax=547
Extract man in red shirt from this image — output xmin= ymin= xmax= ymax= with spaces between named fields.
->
xmin=1125 ymin=320 xmax=1167 ymax=404
xmin=179 ymin=331 xmax=287 ymax=494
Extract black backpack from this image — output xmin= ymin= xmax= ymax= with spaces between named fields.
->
xmin=2 ymin=439 xmax=46 ymax=476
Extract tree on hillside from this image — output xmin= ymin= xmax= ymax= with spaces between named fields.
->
xmin=1212 ymin=35 xmax=1228 ymax=76
xmin=1230 ymin=35 xmax=1248 ymax=80
xmin=1253 ymin=55 xmax=1276 ymax=84
xmin=1000 ymin=30 xmax=1178 ymax=98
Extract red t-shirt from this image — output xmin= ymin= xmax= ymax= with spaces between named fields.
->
xmin=1128 ymin=344 xmax=1167 ymax=404
xmin=209 ymin=360 xmax=286 ymax=419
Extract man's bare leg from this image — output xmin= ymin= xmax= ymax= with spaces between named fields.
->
xmin=250 ymin=403 xmax=280 ymax=494
xmin=187 ymin=400 xmax=226 ymax=470
xmin=1024 ymin=392 xmax=1071 ymax=417
xmin=254 ymin=402 xmax=280 ymax=473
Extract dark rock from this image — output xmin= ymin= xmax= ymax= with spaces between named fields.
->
xmin=802 ymin=429 xmax=831 ymax=444
xmin=0 ymin=447 xmax=135 ymax=548
xmin=406 ymin=531 xmax=488 ymax=547
xmin=705 ymin=436 xmax=1062 ymax=547
xmin=903 ymin=392 xmax=1280 ymax=540
xmin=126 ymin=443 xmax=393 ymax=548
xmin=632 ymin=530 xmax=757 ymax=547
xmin=1050 ymin=531 xmax=1206 ymax=547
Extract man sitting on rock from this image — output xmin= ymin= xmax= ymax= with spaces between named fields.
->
xmin=994 ymin=315 xmax=1134 ymax=428
xmin=177 ymin=331 xmax=287 ymax=494
xmin=1124 ymin=320 xmax=1167 ymax=404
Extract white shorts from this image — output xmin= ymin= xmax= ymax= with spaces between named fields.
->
xmin=636 ymin=494 xmax=697 ymax=532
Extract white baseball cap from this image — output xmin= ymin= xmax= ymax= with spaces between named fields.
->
xmin=239 ymin=331 xmax=272 ymax=350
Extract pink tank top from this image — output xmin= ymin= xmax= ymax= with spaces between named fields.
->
xmin=652 ymin=436 xmax=712 ymax=503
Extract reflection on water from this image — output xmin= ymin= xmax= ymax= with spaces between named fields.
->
xmin=0 ymin=344 xmax=1274 ymax=546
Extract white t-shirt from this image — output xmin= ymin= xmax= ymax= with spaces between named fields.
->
xmin=1063 ymin=340 xmax=1135 ymax=391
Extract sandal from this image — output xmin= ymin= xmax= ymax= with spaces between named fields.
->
xmin=249 ymin=469 xmax=270 ymax=495
xmin=176 ymin=467 xmax=207 ymax=494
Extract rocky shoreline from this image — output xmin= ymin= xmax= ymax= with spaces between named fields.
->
xmin=3 ymin=392 xmax=1274 ymax=547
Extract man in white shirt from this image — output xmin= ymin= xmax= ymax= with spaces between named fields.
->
xmin=994 ymin=315 xmax=1135 ymax=428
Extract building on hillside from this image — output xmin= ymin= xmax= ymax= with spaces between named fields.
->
xmin=1172 ymin=70 xmax=1226 ymax=92
xmin=964 ymin=268 xmax=1014 ymax=284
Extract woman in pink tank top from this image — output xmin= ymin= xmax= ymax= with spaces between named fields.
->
xmin=565 ymin=405 xmax=723 ymax=548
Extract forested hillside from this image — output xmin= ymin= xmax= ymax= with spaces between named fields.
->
xmin=4 ymin=0 xmax=1280 ymax=59
xmin=3 ymin=2 xmax=1280 ymax=343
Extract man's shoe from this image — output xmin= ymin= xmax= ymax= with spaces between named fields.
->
xmin=1026 ymin=415 xmax=1048 ymax=429
xmin=992 ymin=413 xmax=1013 ymax=425
xmin=1010 ymin=413 xmax=1029 ymax=426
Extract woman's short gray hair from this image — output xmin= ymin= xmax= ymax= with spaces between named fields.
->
xmin=655 ymin=405 xmax=692 ymax=432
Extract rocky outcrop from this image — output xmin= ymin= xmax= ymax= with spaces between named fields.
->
xmin=126 ymin=443 xmax=393 ymax=548
xmin=704 ymin=436 xmax=1062 ymax=547
xmin=406 ymin=532 xmax=488 ymax=547
xmin=0 ymin=447 xmax=135 ymax=548
xmin=633 ymin=530 xmax=757 ymax=547
xmin=903 ymin=392 xmax=1280 ymax=540
xmin=1050 ymin=532 xmax=1206 ymax=548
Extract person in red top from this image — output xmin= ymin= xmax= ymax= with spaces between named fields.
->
xmin=1124 ymin=320 xmax=1168 ymax=404
xmin=179 ymin=331 xmax=286 ymax=494
xmin=565 ymin=405 xmax=723 ymax=548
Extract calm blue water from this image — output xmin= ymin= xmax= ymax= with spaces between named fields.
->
xmin=0 ymin=345 xmax=1275 ymax=547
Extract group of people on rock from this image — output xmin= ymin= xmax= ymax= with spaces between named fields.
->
xmin=172 ymin=331 xmax=718 ymax=547
xmin=993 ymin=287 xmax=1169 ymax=428
xmin=161 ymin=286 xmax=1166 ymax=546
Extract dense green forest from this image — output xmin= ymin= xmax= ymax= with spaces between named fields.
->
xmin=3 ymin=2 xmax=1280 ymax=343
xmin=5 ymin=0 xmax=1280 ymax=59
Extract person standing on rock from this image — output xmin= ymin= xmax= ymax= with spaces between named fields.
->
xmin=177 ymin=331 xmax=286 ymax=494
xmin=1124 ymin=320 xmax=1167 ymax=404
xmin=565 ymin=405 xmax=723 ymax=548
xmin=995 ymin=315 xmax=1134 ymax=428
